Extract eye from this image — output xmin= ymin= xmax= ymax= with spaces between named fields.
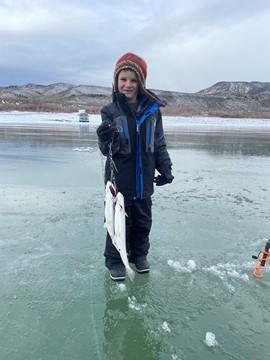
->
xmin=119 ymin=77 xmax=127 ymax=81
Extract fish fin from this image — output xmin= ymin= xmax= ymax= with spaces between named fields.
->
xmin=126 ymin=266 xmax=135 ymax=281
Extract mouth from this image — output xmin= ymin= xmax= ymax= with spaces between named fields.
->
xmin=122 ymin=91 xmax=134 ymax=97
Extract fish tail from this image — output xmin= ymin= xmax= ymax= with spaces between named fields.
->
xmin=126 ymin=266 xmax=135 ymax=281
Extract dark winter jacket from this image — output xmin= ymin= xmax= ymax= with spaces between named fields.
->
xmin=97 ymin=91 xmax=173 ymax=200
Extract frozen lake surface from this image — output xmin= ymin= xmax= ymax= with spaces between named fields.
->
xmin=1 ymin=112 xmax=270 ymax=360
xmin=2 ymin=110 xmax=270 ymax=131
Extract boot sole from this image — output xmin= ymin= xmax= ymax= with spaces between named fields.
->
xmin=135 ymin=267 xmax=150 ymax=273
xmin=109 ymin=272 xmax=125 ymax=281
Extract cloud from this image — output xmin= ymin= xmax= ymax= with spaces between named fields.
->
xmin=0 ymin=0 xmax=270 ymax=91
xmin=138 ymin=0 xmax=270 ymax=91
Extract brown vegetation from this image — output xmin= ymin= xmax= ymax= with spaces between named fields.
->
xmin=1 ymin=81 xmax=270 ymax=118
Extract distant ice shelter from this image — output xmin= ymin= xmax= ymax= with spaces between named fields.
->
xmin=78 ymin=109 xmax=89 ymax=122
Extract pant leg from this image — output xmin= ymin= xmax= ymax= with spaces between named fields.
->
xmin=104 ymin=232 xmax=121 ymax=267
xmin=103 ymin=197 xmax=152 ymax=266
xmin=129 ymin=197 xmax=152 ymax=259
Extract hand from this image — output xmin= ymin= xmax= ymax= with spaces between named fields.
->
xmin=154 ymin=173 xmax=174 ymax=186
xmin=96 ymin=121 xmax=118 ymax=141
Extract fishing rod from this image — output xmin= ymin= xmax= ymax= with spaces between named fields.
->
xmin=252 ymin=239 xmax=270 ymax=279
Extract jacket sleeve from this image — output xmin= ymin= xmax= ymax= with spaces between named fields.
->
xmin=154 ymin=110 xmax=173 ymax=176
xmin=97 ymin=106 xmax=120 ymax=156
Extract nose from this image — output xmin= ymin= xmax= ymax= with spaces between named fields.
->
xmin=125 ymin=80 xmax=133 ymax=88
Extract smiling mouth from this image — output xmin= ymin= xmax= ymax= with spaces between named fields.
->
xmin=123 ymin=91 xmax=134 ymax=96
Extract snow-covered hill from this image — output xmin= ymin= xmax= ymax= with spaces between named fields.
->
xmin=0 ymin=82 xmax=270 ymax=118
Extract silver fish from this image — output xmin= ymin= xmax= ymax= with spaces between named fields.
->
xmin=113 ymin=192 xmax=135 ymax=281
xmin=104 ymin=181 xmax=116 ymax=239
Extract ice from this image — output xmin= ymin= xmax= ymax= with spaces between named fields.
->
xmin=226 ymin=283 xmax=235 ymax=293
xmin=1 ymin=112 xmax=270 ymax=359
xmin=72 ymin=147 xmax=94 ymax=152
xmin=162 ymin=115 xmax=270 ymax=132
xmin=227 ymin=270 xmax=249 ymax=282
xmin=128 ymin=296 xmax=147 ymax=312
xmin=205 ymin=331 xmax=218 ymax=347
xmin=167 ymin=259 xmax=197 ymax=273
xmin=117 ymin=283 xmax=126 ymax=292
xmin=2 ymin=112 xmax=270 ymax=133
xmin=161 ymin=321 xmax=171 ymax=333
xmin=0 ymin=111 xmax=101 ymax=126
xmin=204 ymin=262 xmax=250 ymax=282
xmin=187 ymin=259 xmax=196 ymax=271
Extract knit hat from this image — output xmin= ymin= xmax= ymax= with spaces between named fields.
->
xmin=113 ymin=52 xmax=166 ymax=106
xmin=114 ymin=52 xmax=147 ymax=90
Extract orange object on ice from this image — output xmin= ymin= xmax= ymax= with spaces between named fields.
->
xmin=252 ymin=240 xmax=270 ymax=279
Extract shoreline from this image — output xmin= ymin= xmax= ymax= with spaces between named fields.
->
xmin=1 ymin=109 xmax=270 ymax=121
xmin=1 ymin=112 xmax=270 ymax=140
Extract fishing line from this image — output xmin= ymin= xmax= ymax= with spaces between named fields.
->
xmin=98 ymin=150 xmax=105 ymax=185
xmin=98 ymin=140 xmax=118 ymax=191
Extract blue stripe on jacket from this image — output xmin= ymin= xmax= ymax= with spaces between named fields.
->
xmin=136 ymin=103 xmax=160 ymax=198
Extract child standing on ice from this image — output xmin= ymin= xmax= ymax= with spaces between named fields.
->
xmin=96 ymin=52 xmax=174 ymax=280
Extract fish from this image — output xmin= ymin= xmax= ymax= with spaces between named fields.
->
xmin=113 ymin=192 xmax=135 ymax=281
xmin=104 ymin=181 xmax=116 ymax=239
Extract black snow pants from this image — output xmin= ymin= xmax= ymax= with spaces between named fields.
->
xmin=104 ymin=197 xmax=152 ymax=268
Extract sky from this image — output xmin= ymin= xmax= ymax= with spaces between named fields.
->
xmin=1 ymin=0 xmax=270 ymax=92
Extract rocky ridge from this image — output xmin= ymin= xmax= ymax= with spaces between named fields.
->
xmin=0 ymin=81 xmax=270 ymax=118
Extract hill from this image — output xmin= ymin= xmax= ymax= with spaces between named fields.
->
xmin=0 ymin=81 xmax=270 ymax=118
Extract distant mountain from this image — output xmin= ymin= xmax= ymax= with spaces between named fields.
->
xmin=198 ymin=81 xmax=270 ymax=100
xmin=0 ymin=81 xmax=270 ymax=118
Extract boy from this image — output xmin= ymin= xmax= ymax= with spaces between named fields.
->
xmin=96 ymin=52 xmax=174 ymax=281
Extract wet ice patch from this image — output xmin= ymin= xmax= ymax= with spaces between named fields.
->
xmin=128 ymin=296 xmax=147 ymax=312
xmin=204 ymin=332 xmax=218 ymax=347
xmin=168 ymin=259 xmax=196 ymax=273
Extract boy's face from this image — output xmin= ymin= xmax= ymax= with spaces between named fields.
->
xmin=117 ymin=70 xmax=139 ymax=103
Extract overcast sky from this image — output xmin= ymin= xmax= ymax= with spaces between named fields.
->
xmin=1 ymin=0 xmax=270 ymax=92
